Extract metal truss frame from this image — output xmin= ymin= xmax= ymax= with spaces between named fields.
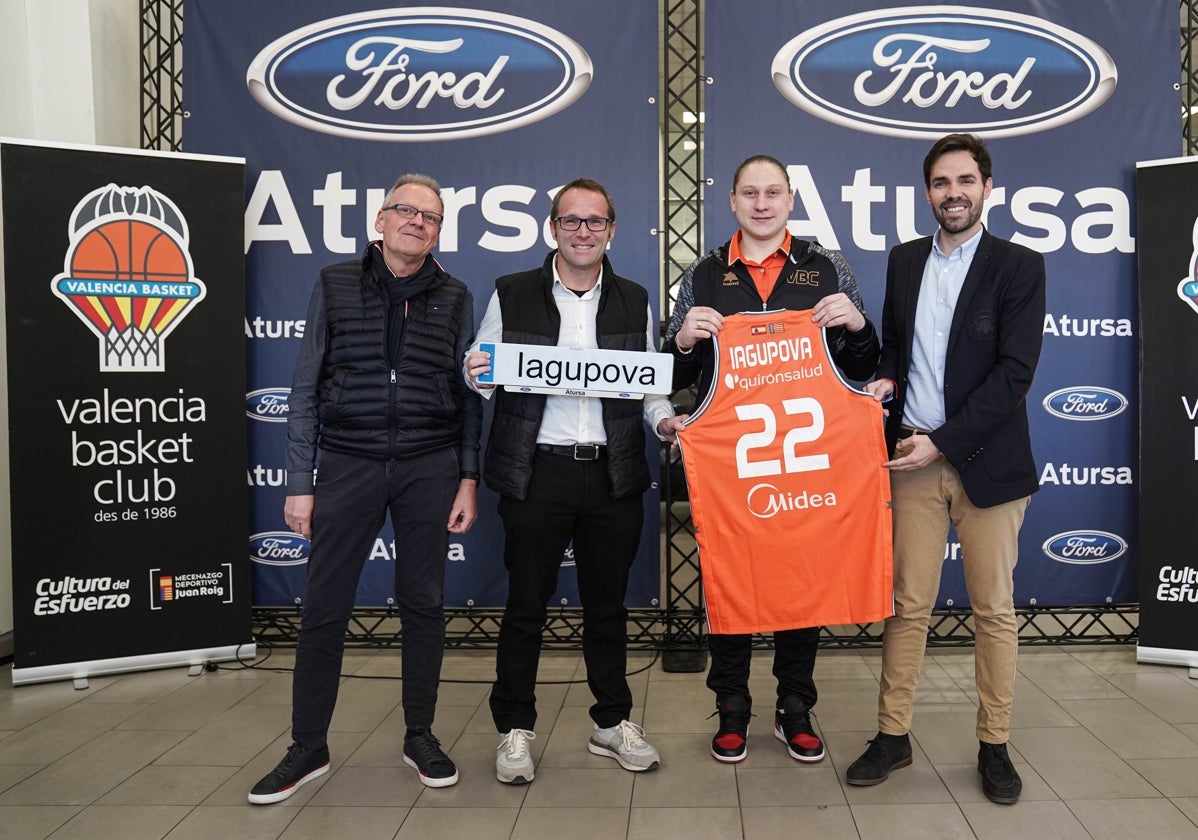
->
xmin=146 ymin=0 xmax=1182 ymax=652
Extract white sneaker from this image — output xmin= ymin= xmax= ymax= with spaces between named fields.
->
xmin=588 ymin=720 xmax=661 ymax=772
xmin=496 ymin=729 xmax=536 ymax=785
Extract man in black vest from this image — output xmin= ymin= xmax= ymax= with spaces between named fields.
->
xmin=249 ymin=174 xmax=482 ymax=804
xmin=465 ymin=178 xmax=684 ymax=785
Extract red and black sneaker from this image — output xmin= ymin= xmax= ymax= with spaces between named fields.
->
xmin=774 ymin=695 xmax=825 ymax=763
xmin=709 ymin=694 xmax=752 ymax=763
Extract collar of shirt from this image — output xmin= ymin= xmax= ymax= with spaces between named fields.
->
xmin=551 ymin=256 xmax=604 ymax=299
xmin=932 ymin=225 xmax=984 ymax=263
xmin=729 ymin=230 xmax=791 ymax=301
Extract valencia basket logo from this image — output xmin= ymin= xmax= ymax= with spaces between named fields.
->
xmin=51 ymin=184 xmax=207 ymax=373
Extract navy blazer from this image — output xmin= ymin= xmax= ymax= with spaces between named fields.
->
xmin=876 ymin=229 xmax=1046 ymax=508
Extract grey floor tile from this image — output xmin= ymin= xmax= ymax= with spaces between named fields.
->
xmin=160 ymin=804 xmax=299 ymax=840
xmin=45 ymin=804 xmax=192 ymax=840
xmin=511 ymin=806 xmax=630 ymax=840
xmin=398 ymin=805 xmax=519 ymax=839
xmin=628 ymin=806 xmax=743 ymax=840
xmin=641 ymin=680 xmax=712 ymax=734
xmin=0 ymin=729 xmax=190 ymax=806
xmin=521 ymin=767 xmax=633 ymax=808
xmin=0 ymin=805 xmax=81 ymax=840
xmin=0 ymin=764 xmax=42 ymax=795
xmin=813 ymin=651 xmax=877 ymax=680
xmin=155 ymin=704 xmax=291 ymax=766
xmin=1006 ymin=676 xmax=1081 ymax=729
xmin=1067 ymin=797 xmax=1198 ymax=839
xmin=1104 ymin=671 xmax=1198 ymax=724
xmin=0 ymin=724 xmax=101 ymax=766
xmin=907 ymin=707 xmax=985 ymax=765
xmin=1017 ymin=655 xmax=1129 ymax=701
xmin=1008 ymin=727 xmax=1159 ymax=800
xmin=742 ymin=804 xmax=859 ymax=840
xmin=809 ymin=678 xmax=887 ymax=733
xmin=306 ymin=764 xmax=420 ymax=807
xmin=1125 ymin=757 xmax=1198 ymax=797
xmin=277 ymin=805 xmax=407 ymax=839
xmin=116 ymin=678 xmax=264 ymax=731
xmin=97 ymin=765 xmax=237 ymax=805
xmin=1175 ymin=796 xmax=1198 ymax=827
xmin=960 ymin=798 xmax=1089 ymax=839
xmin=628 ymin=734 xmax=739 ymax=808
xmin=1062 ymin=697 xmax=1198 ymax=759
xmin=735 ymin=764 xmax=847 ymax=807
xmin=850 ymin=802 xmax=974 ymax=840
xmin=326 ymin=678 xmax=404 ymax=734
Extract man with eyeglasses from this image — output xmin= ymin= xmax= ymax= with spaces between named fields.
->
xmin=465 ymin=178 xmax=684 ymax=785
xmin=249 ymin=174 xmax=482 ymax=804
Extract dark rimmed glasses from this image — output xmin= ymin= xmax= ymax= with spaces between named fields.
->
xmin=384 ymin=203 xmax=444 ymax=227
xmin=553 ymin=216 xmax=611 ymax=232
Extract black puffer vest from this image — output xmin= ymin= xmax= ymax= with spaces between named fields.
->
xmin=317 ymin=250 xmax=472 ymax=460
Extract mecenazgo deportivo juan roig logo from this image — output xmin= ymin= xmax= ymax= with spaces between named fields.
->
xmin=771 ymin=5 xmax=1117 ymax=138
xmin=246 ymin=7 xmax=593 ymax=141
xmin=50 ymin=184 xmax=206 ymax=373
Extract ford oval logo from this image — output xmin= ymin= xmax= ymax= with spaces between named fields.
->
xmin=246 ymin=388 xmax=290 ymax=423
xmin=1042 ymin=386 xmax=1128 ymax=421
xmin=246 ymin=8 xmax=593 ymax=141
xmin=771 ymin=6 xmax=1117 ymax=139
xmin=249 ymin=531 xmax=311 ymax=567
xmin=1042 ymin=530 xmax=1127 ymax=565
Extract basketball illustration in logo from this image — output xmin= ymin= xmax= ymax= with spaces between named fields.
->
xmin=51 ymin=184 xmax=206 ymax=372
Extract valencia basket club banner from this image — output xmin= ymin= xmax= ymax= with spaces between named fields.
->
xmin=1135 ymin=156 xmax=1198 ymax=669
xmin=183 ymin=1 xmax=661 ymax=608
xmin=0 ymin=140 xmax=251 ymax=685
xmin=705 ymin=0 xmax=1178 ymax=608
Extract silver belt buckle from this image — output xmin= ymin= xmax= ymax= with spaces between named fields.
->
xmin=573 ymin=444 xmax=600 ymax=460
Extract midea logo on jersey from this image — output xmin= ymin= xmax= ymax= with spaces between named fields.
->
xmin=771 ymin=6 xmax=1117 ymax=139
xmin=246 ymin=8 xmax=593 ymax=141
xmin=249 ymin=532 xmax=310 ymax=567
xmin=246 ymin=388 xmax=290 ymax=423
xmin=1041 ymin=530 xmax=1127 ymax=565
xmin=746 ymin=483 xmax=837 ymax=519
xmin=1042 ymin=386 xmax=1128 ymax=421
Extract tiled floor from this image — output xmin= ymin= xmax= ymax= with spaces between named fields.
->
xmin=1 ymin=644 xmax=1197 ymax=839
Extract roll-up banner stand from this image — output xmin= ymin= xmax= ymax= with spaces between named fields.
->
xmin=1 ymin=139 xmax=253 ymax=686
xmin=1135 ymin=156 xmax=1198 ymax=674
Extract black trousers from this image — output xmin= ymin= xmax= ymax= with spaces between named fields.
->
xmin=490 ymin=450 xmax=643 ymax=732
xmin=291 ymin=448 xmax=457 ymax=748
xmin=705 ymin=627 xmax=820 ymax=709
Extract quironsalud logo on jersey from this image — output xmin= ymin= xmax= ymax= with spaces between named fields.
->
xmin=1179 ymin=215 xmax=1198 ymax=318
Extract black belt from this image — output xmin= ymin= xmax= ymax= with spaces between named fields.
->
xmin=536 ymin=443 xmax=607 ymax=460
xmin=897 ymin=425 xmax=933 ymax=440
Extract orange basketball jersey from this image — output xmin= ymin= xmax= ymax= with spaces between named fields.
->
xmin=678 ymin=310 xmax=893 ymax=634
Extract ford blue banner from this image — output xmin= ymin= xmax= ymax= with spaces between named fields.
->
xmin=706 ymin=0 xmax=1178 ymax=607
xmin=183 ymin=1 xmax=661 ymax=608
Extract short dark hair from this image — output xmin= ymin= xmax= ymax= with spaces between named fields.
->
xmin=386 ymin=173 xmax=444 ymax=211
xmin=923 ymin=134 xmax=992 ymax=187
xmin=551 ymin=178 xmax=616 ymax=221
xmin=732 ymin=155 xmax=790 ymax=191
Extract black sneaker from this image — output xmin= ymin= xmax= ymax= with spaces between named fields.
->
xmin=845 ymin=732 xmax=912 ymax=785
xmin=247 ymin=743 xmax=330 ymax=804
xmin=978 ymin=741 xmax=1022 ymax=804
xmin=403 ymin=730 xmax=459 ymax=788
xmin=709 ymin=694 xmax=752 ymax=763
xmin=774 ymin=695 xmax=825 ymax=763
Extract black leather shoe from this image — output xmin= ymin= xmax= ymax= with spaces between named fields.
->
xmin=845 ymin=732 xmax=912 ymax=785
xmin=978 ymin=741 xmax=1022 ymax=804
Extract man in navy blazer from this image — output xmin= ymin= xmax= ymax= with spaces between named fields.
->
xmin=845 ymin=134 xmax=1045 ymax=805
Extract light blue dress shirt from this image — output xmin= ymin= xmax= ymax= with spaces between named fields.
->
xmin=901 ymin=227 xmax=983 ymax=431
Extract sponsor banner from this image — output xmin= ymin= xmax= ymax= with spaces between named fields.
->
xmin=183 ymin=1 xmax=661 ymax=606
xmin=1 ymin=140 xmax=251 ymax=682
xmin=1134 ymin=156 xmax=1198 ymax=666
xmin=481 ymin=342 xmax=672 ymax=398
xmin=706 ymin=0 xmax=1177 ymax=606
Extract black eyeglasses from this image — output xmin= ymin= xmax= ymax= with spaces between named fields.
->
xmin=384 ymin=203 xmax=444 ymax=227
xmin=553 ymin=216 xmax=611 ymax=232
